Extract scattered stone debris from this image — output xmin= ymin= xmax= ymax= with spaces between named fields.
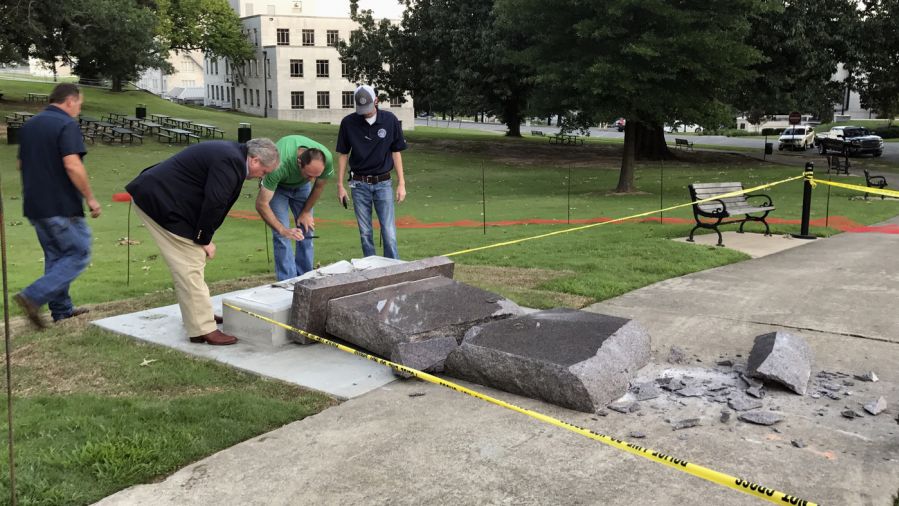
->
xmin=676 ymin=386 xmax=704 ymax=397
xmin=668 ymin=346 xmax=689 ymax=365
xmin=728 ymin=394 xmax=763 ymax=412
xmin=596 ymin=409 xmax=609 ymax=417
xmin=791 ymin=439 xmax=806 ymax=449
xmin=854 ymin=371 xmax=878 ymax=383
xmin=842 ymin=380 xmax=855 ymax=387
xmin=841 ymin=409 xmax=864 ymax=419
xmin=864 ymin=397 xmax=887 ymax=416
xmin=746 ymin=332 xmax=813 ymax=395
xmin=741 ymin=374 xmax=763 ymax=390
xmin=408 ymin=392 xmax=426 ymax=398
xmin=716 ymin=359 xmax=734 ymax=367
xmin=746 ymin=385 xmax=766 ymax=399
xmin=719 ymin=410 xmax=731 ymax=423
xmin=631 ymin=382 xmax=661 ymax=401
xmin=628 ymin=431 xmax=646 ymax=439
xmin=608 ymin=401 xmax=640 ymax=414
xmin=738 ymin=411 xmax=784 ymax=426
xmin=671 ymin=418 xmax=701 ymax=430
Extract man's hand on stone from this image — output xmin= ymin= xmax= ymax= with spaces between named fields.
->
xmin=297 ymin=212 xmax=314 ymax=232
xmin=280 ymin=228 xmax=305 ymax=241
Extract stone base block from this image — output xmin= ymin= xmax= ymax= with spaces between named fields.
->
xmin=445 ymin=309 xmax=651 ymax=413
xmin=223 ymin=286 xmax=296 ymax=348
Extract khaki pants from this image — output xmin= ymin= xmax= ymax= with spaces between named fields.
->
xmin=134 ymin=205 xmax=216 ymax=337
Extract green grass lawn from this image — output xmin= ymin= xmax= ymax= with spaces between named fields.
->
xmin=1 ymin=79 xmax=899 ymax=504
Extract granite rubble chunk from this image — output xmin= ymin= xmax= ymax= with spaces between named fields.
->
xmin=672 ymin=418 xmax=700 ymax=430
xmin=864 ymin=396 xmax=887 ymax=416
xmin=854 ymin=371 xmax=879 ymax=383
xmin=738 ymin=411 xmax=784 ymax=426
xmin=746 ymin=331 xmax=813 ymax=395
xmin=728 ymin=394 xmax=763 ymax=412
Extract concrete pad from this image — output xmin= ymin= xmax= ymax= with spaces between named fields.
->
xmin=673 ymin=231 xmax=809 ymax=258
xmin=289 ymin=256 xmax=456 ymax=344
xmin=326 ymin=276 xmax=523 ymax=371
xmin=445 ymin=309 xmax=650 ymax=412
xmin=92 ymin=290 xmax=396 ymax=400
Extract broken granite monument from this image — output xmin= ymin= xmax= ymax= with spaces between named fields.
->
xmin=444 ymin=308 xmax=651 ymax=413
xmin=288 ymin=256 xmax=456 ymax=344
xmin=746 ymin=331 xmax=813 ymax=395
xmin=325 ymin=276 xmax=524 ymax=372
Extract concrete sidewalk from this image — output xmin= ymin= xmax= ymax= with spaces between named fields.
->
xmin=96 ymin=219 xmax=899 ymax=505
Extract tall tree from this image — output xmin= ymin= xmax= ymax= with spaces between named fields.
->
xmin=496 ymin=0 xmax=764 ymax=192
xmin=735 ymin=0 xmax=861 ymax=125
xmin=857 ymin=0 xmax=899 ymax=125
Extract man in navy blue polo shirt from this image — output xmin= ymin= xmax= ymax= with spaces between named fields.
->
xmin=335 ymin=85 xmax=407 ymax=259
xmin=14 ymin=83 xmax=101 ymax=328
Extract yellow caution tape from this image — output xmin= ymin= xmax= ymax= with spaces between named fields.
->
xmin=224 ymin=302 xmax=819 ymax=505
xmin=809 ymin=177 xmax=899 ymax=199
xmin=443 ymin=175 xmax=805 ymax=257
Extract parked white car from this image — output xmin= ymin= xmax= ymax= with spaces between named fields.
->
xmin=777 ymin=126 xmax=815 ymax=151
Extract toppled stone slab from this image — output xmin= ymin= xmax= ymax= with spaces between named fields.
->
xmin=445 ymin=308 xmax=651 ymax=413
xmin=864 ymin=396 xmax=887 ymax=416
xmin=746 ymin=332 xmax=813 ymax=395
xmin=738 ymin=410 xmax=784 ymax=426
xmin=326 ymin=276 xmax=522 ymax=372
xmin=289 ymin=256 xmax=455 ymax=344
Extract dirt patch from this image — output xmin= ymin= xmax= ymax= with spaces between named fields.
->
xmin=454 ymin=264 xmax=592 ymax=308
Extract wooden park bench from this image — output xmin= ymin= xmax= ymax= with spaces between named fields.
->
xmin=687 ymin=182 xmax=776 ymax=246
xmin=826 ymin=154 xmax=850 ymax=175
xmin=548 ymin=133 xmax=584 ymax=146
xmin=674 ymin=138 xmax=694 ymax=151
xmin=530 ymin=130 xmax=544 ymax=136
xmin=863 ymin=170 xmax=887 ymax=200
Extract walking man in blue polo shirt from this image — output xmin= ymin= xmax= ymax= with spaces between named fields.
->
xmin=335 ymin=85 xmax=407 ymax=259
xmin=14 ymin=83 xmax=101 ymax=328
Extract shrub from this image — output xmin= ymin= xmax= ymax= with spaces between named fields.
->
xmin=873 ymin=125 xmax=899 ymax=139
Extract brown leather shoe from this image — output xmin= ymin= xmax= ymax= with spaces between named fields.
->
xmin=54 ymin=307 xmax=90 ymax=323
xmin=14 ymin=293 xmax=46 ymax=329
xmin=214 ymin=314 xmax=224 ymax=324
xmin=189 ymin=329 xmax=238 ymax=346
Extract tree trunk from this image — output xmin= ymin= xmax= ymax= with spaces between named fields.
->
xmin=635 ymin=124 xmax=672 ymax=160
xmin=503 ymin=100 xmax=523 ymax=137
xmin=616 ymin=121 xmax=637 ymax=193
xmin=112 ymin=76 xmax=123 ymax=92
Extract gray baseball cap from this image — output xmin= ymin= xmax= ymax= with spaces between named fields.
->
xmin=354 ymin=85 xmax=376 ymax=115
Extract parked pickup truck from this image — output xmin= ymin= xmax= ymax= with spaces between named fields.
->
xmin=815 ymin=126 xmax=884 ymax=157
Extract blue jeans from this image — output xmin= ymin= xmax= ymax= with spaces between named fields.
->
xmin=270 ymin=184 xmax=314 ymax=280
xmin=350 ymin=179 xmax=398 ymax=259
xmin=22 ymin=216 xmax=92 ymax=321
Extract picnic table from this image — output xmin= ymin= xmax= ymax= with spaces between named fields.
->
xmin=548 ymin=133 xmax=584 ymax=146
xmin=79 ymin=116 xmax=100 ymax=125
xmin=139 ymin=120 xmax=163 ymax=134
xmin=12 ymin=112 xmax=34 ymax=121
xmin=150 ymin=113 xmax=170 ymax=122
xmin=25 ymin=92 xmax=49 ymax=103
xmin=158 ymin=127 xmax=198 ymax=144
xmin=191 ymin=123 xmax=225 ymax=139
xmin=105 ymin=127 xmax=142 ymax=144
xmin=123 ymin=116 xmax=144 ymax=128
xmin=166 ymin=118 xmax=193 ymax=129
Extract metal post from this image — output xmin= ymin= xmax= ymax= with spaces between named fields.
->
xmin=825 ymin=172 xmax=832 ymax=229
xmin=264 ymin=222 xmax=270 ymax=265
xmin=482 ymin=162 xmax=487 ymax=235
xmin=659 ymin=160 xmax=664 ymax=222
xmin=792 ymin=162 xmax=817 ymax=240
xmin=0 ymin=176 xmax=17 ymax=505
xmin=567 ymin=165 xmax=571 ymax=224
xmin=127 ymin=200 xmax=131 ymax=286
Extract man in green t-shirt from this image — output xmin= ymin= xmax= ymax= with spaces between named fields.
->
xmin=255 ymin=135 xmax=334 ymax=280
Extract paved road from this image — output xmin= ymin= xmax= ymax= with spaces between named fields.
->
xmin=415 ymin=119 xmax=899 ymax=165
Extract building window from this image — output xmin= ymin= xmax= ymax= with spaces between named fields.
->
xmin=390 ymin=96 xmax=403 ymax=108
xmin=248 ymin=89 xmax=253 ymax=106
xmin=253 ymin=28 xmax=258 ymax=46
xmin=265 ymin=58 xmax=271 ymax=78
xmin=316 ymin=91 xmax=330 ymax=109
xmin=277 ymin=28 xmax=289 ymax=45
xmin=290 ymin=59 xmax=303 ymax=77
xmin=291 ymin=91 xmax=304 ymax=109
xmin=302 ymin=29 xmax=314 ymax=46
xmin=341 ymin=61 xmax=349 ymax=78
xmin=267 ymin=90 xmax=272 ymax=108
xmin=256 ymin=89 xmax=260 ymax=107
xmin=316 ymin=59 xmax=329 ymax=78
xmin=243 ymin=88 xmax=247 ymax=104
xmin=326 ymin=30 xmax=339 ymax=47
xmin=227 ymin=88 xmax=231 ymax=102
xmin=342 ymin=91 xmax=354 ymax=109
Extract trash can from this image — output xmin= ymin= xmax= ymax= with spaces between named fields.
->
xmin=237 ymin=122 xmax=252 ymax=143
xmin=7 ymin=124 xmax=19 ymax=145
xmin=764 ymin=142 xmax=773 ymax=155
xmin=135 ymin=103 xmax=146 ymax=119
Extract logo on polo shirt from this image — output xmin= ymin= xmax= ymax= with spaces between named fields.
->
xmin=377 ymin=128 xmax=387 ymax=138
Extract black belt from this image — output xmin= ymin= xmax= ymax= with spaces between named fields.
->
xmin=351 ymin=172 xmax=391 ymax=183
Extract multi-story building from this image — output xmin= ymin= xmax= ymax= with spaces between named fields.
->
xmin=205 ymin=0 xmax=414 ymax=127
xmin=135 ymin=50 xmax=205 ymax=99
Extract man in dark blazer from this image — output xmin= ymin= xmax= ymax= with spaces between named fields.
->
xmin=126 ymin=139 xmax=280 ymax=345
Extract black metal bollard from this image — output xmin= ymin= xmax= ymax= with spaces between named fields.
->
xmin=135 ymin=103 xmax=146 ymax=119
xmin=237 ymin=122 xmax=252 ymax=143
xmin=792 ymin=161 xmax=817 ymax=240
